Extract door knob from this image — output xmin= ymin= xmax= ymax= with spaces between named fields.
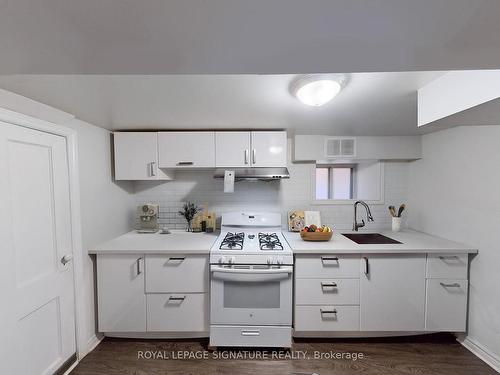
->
xmin=61 ymin=254 xmax=74 ymax=265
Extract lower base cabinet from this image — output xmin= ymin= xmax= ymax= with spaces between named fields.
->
xmin=294 ymin=252 xmax=469 ymax=336
xmin=97 ymin=253 xmax=209 ymax=335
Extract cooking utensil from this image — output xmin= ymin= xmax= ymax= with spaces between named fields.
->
xmin=397 ymin=204 xmax=405 ymax=217
xmin=389 ymin=206 xmax=397 ymax=217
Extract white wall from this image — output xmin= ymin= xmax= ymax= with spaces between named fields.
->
xmin=133 ymin=145 xmax=410 ymax=231
xmin=0 ymin=89 xmax=135 ymax=355
xmin=408 ymin=125 xmax=500 ymax=365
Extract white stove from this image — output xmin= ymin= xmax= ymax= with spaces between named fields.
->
xmin=209 ymin=212 xmax=293 ymax=348
xmin=210 ymin=212 xmax=293 ymax=266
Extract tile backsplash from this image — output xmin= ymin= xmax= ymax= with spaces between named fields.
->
xmin=133 ymin=161 xmax=409 ymax=231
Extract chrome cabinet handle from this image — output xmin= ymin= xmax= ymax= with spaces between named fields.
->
xmin=440 ymin=282 xmax=461 ymax=288
xmin=320 ymin=308 xmax=338 ymax=319
xmin=321 ymin=256 xmax=339 ymax=265
xmin=438 ymin=255 xmax=459 ymax=260
xmin=362 ymin=257 xmax=369 ymax=275
xmin=252 ymin=149 xmax=256 ymax=164
xmin=167 ymin=257 xmax=185 ymax=263
xmin=321 ymin=281 xmax=338 ymax=289
xmin=61 ymin=254 xmax=73 ymax=265
xmin=136 ymin=257 xmax=143 ymax=275
xmin=244 ymin=149 xmax=249 ymax=165
xmin=177 ymin=161 xmax=194 ymax=166
xmin=241 ymin=330 xmax=260 ymax=336
xmin=149 ymin=162 xmax=156 ymax=177
xmin=168 ymin=295 xmax=186 ymax=302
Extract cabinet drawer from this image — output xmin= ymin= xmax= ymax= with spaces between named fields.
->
xmin=145 ymin=255 xmax=208 ymax=293
xmin=295 ymin=305 xmax=360 ymax=331
xmin=147 ymin=293 xmax=208 ymax=332
xmin=426 ymin=254 xmax=468 ymax=279
xmin=295 ymin=279 xmax=359 ymax=305
xmin=210 ymin=325 xmax=291 ymax=348
xmin=295 ymin=255 xmax=360 ymax=278
xmin=425 ymin=279 xmax=467 ymax=332
xmin=158 ymin=132 xmax=215 ymax=168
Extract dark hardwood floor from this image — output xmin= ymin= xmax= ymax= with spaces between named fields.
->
xmin=71 ymin=334 xmax=495 ymax=375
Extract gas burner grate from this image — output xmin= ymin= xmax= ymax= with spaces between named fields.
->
xmin=258 ymin=232 xmax=283 ymax=250
xmin=220 ymin=232 xmax=245 ymax=250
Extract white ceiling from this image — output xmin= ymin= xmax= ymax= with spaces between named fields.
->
xmin=1 ymin=1 xmax=500 ymax=74
xmin=0 ymin=72 xmax=443 ymax=135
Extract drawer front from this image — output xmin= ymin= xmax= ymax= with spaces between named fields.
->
xmin=145 ymin=255 xmax=208 ymax=293
xmin=210 ymin=325 xmax=292 ymax=348
xmin=295 ymin=305 xmax=360 ymax=331
xmin=426 ymin=254 xmax=468 ymax=279
xmin=295 ymin=255 xmax=361 ymax=278
xmin=425 ymin=279 xmax=467 ymax=332
xmin=295 ymin=279 xmax=359 ymax=305
xmin=147 ymin=293 xmax=208 ymax=332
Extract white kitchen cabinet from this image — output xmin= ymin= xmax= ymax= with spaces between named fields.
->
xmin=295 ymin=305 xmax=360 ymax=332
xmin=97 ymin=254 xmax=146 ymax=332
xmin=215 ymin=132 xmax=251 ymax=167
xmin=114 ymin=132 xmax=172 ymax=180
xmin=158 ymin=132 xmax=215 ymax=168
xmin=251 ymin=131 xmax=287 ymax=167
xmin=359 ymin=254 xmax=426 ymax=331
xmin=425 ymin=279 xmax=467 ymax=332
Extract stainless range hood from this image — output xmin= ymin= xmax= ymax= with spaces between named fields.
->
xmin=214 ymin=167 xmax=290 ymax=181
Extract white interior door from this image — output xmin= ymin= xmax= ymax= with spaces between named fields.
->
xmin=0 ymin=122 xmax=76 ymax=375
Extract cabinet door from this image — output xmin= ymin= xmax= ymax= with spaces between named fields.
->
xmin=251 ymin=131 xmax=287 ymax=167
xmin=114 ymin=132 xmax=161 ymax=180
xmin=158 ymin=132 xmax=215 ymax=168
xmin=97 ymin=254 xmax=146 ymax=332
xmin=360 ymin=254 xmax=426 ymax=331
xmin=215 ymin=132 xmax=251 ymax=167
xmin=425 ymin=279 xmax=467 ymax=332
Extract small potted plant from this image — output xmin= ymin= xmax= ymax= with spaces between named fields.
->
xmin=178 ymin=202 xmax=201 ymax=232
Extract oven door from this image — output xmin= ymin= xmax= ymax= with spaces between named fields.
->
xmin=210 ymin=264 xmax=293 ymax=326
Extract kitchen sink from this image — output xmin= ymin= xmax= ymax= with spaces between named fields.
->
xmin=342 ymin=233 xmax=402 ymax=244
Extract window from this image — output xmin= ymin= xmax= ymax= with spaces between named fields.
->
xmin=314 ymin=161 xmax=384 ymax=202
xmin=315 ymin=165 xmax=354 ymax=200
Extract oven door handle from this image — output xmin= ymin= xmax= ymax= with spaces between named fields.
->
xmin=211 ymin=267 xmax=292 ymax=282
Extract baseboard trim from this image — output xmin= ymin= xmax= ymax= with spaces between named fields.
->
xmin=458 ymin=336 xmax=500 ymax=373
xmin=79 ymin=334 xmax=103 ymax=359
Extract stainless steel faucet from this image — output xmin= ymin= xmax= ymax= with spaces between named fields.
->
xmin=353 ymin=200 xmax=374 ymax=231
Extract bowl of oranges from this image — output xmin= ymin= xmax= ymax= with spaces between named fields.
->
xmin=300 ymin=224 xmax=333 ymax=241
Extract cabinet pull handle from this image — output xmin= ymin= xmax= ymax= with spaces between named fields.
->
xmin=167 ymin=257 xmax=185 ymax=262
xmin=149 ymin=162 xmax=156 ymax=177
xmin=362 ymin=257 xmax=369 ymax=275
xmin=440 ymin=282 xmax=461 ymax=288
xmin=438 ymin=255 xmax=459 ymax=260
xmin=168 ymin=295 xmax=186 ymax=302
xmin=177 ymin=161 xmax=194 ymax=166
xmin=321 ymin=282 xmax=338 ymax=289
xmin=241 ymin=329 xmax=260 ymax=336
xmin=136 ymin=257 xmax=143 ymax=275
xmin=321 ymin=256 xmax=339 ymax=265
xmin=252 ymin=149 xmax=256 ymax=164
xmin=244 ymin=149 xmax=249 ymax=165
xmin=320 ymin=308 xmax=338 ymax=318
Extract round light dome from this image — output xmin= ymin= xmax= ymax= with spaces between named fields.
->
xmin=291 ymin=75 xmax=346 ymax=107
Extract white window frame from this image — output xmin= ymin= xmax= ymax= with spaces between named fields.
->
xmin=311 ymin=161 xmax=385 ymax=205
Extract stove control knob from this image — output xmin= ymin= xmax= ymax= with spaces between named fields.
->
xmin=228 ymin=257 xmax=236 ymax=264
xmin=218 ymin=256 xmax=226 ymax=264
xmin=276 ymin=258 xmax=284 ymax=265
xmin=267 ymin=257 xmax=274 ymax=265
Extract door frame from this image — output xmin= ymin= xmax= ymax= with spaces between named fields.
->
xmin=0 ymin=107 xmax=87 ymax=361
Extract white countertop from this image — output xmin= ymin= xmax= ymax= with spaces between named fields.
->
xmin=89 ymin=230 xmax=219 ymax=254
xmin=283 ymin=230 xmax=477 ymax=254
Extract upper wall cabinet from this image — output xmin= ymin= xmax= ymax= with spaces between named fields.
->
xmin=215 ymin=132 xmax=251 ymax=167
xmin=158 ymin=132 xmax=216 ymax=168
xmin=216 ymin=131 xmax=287 ymax=168
xmin=114 ymin=132 xmax=173 ymax=180
xmin=294 ymin=135 xmax=422 ymax=162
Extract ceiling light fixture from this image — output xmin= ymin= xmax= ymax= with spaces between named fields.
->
xmin=290 ymin=74 xmax=346 ymax=107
